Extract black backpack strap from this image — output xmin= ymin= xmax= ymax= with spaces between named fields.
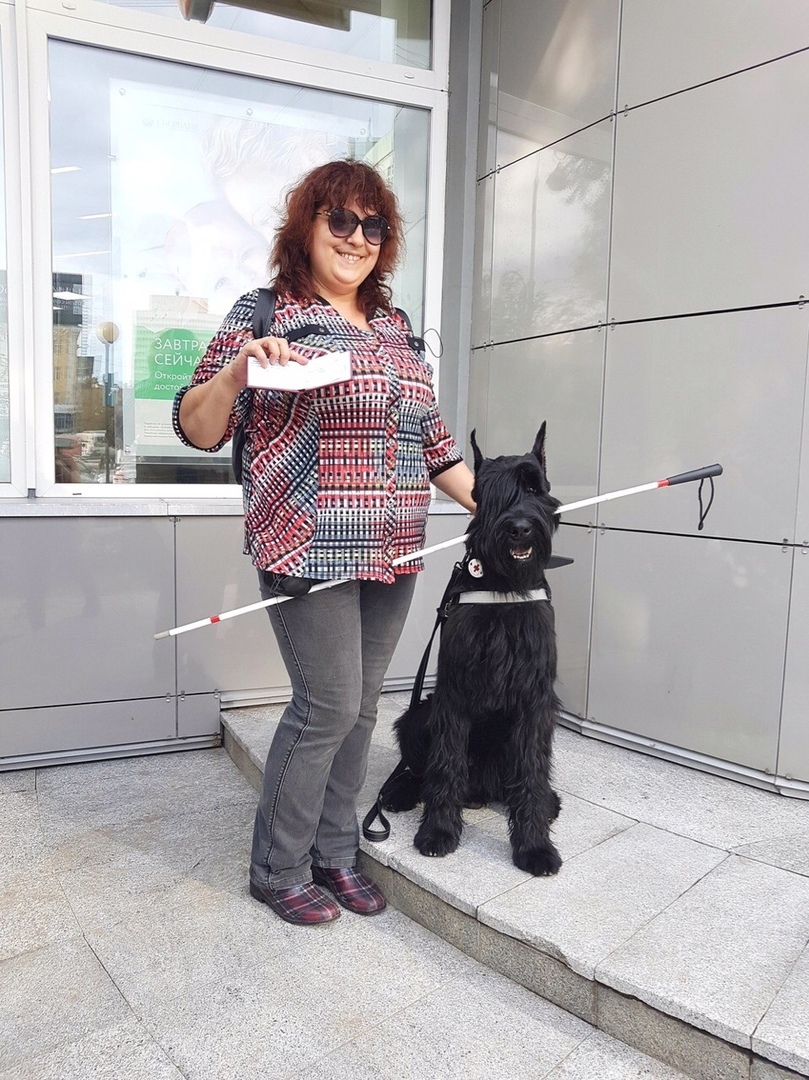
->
xmin=252 ymin=286 xmax=277 ymax=339
xmin=362 ymin=559 xmax=467 ymax=842
xmin=233 ymin=288 xmax=277 ymax=484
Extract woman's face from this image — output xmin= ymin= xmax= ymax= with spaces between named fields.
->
xmin=307 ymin=197 xmax=382 ymax=304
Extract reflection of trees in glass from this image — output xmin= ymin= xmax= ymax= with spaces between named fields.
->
xmin=492 ymin=270 xmax=529 ymax=341
xmin=490 ymin=147 xmax=610 ymax=344
xmin=533 ymin=152 xmax=610 ymax=335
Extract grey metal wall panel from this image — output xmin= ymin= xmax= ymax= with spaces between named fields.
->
xmin=619 ymin=0 xmax=809 ymax=109
xmin=551 ymin=523 xmax=595 ymax=720
xmin=480 ymin=331 xmax=604 ymax=523
xmin=597 ymin=309 xmax=809 ymax=544
xmin=177 ymin=691 xmax=222 ymax=739
xmin=0 ymin=696 xmax=175 ymax=760
xmin=588 ymin=530 xmax=790 ymax=773
xmin=778 ymin=552 xmax=809 ymax=782
xmin=495 ymin=0 xmax=619 ymax=162
xmin=791 ymin=327 xmax=809 ymax=546
xmin=781 ymin=324 xmax=809 ymax=780
xmin=470 ymin=0 xmax=809 ymax=794
xmin=175 ymin=515 xmax=288 ymax=697
xmin=0 ymin=517 xmax=175 ymax=712
xmin=471 ymin=174 xmax=495 ymax=349
xmin=610 ymin=51 xmax=809 ymax=320
xmin=467 ymin=343 xmax=492 ymax=449
xmin=491 ymin=119 xmax=612 ymax=341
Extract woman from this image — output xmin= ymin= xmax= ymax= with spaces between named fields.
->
xmin=174 ymin=160 xmax=475 ymax=926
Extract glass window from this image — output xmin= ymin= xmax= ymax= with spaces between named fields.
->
xmin=97 ymin=0 xmax=431 ymax=70
xmin=49 ymin=41 xmax=429 ymax=487
xmin=0 ymin=50 xmax=7 ymax=487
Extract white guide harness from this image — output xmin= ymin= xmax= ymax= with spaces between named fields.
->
xmin=456 ymin=588 xmax=549 ymax=604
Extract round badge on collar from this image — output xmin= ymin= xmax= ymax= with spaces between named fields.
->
xmin=468 ymin=558 xmax=484 ymax=578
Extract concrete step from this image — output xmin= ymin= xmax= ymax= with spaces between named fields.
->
xmin=222 ymin=693 xmax=809 ymax=1080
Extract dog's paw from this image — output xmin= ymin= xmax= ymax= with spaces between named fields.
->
xmin=513 ymin=842 xmax=562 ymax=877
xmin=549 ymin=790 xmax=562 ymax=822
xmin=414 ymin=825 xmax=460 ymax=858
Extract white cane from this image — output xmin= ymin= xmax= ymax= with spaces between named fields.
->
xmin=155 ymin=462 xmax=722 ymax=639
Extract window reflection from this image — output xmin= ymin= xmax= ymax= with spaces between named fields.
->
xmin=49 ymin=42 xmax=429 ymax=486
xmin=96 ymin=0 xmax=431 ymax=70
xmin=0 ymin=49 xmax=7 ymax=485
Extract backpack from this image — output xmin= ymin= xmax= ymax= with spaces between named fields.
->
xmin=231 ymin=287 xmax=422 ymax=483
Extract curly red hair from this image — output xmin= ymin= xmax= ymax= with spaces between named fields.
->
xmin=269 ymin=159 xmax=403 ymax=318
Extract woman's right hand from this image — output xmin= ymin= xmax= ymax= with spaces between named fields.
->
xmin=224 ymin=336 xmax=310 ymax=390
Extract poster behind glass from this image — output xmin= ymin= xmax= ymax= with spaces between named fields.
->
xmin=49 ymin=43 xmax=429 ymax=485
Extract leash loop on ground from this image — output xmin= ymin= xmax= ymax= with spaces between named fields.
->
xmin=362 ymin=797 xmax=392 ymax=842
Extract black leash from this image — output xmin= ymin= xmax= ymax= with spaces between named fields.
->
xmin=360 ymin=758 xmax=411 ymax=842
xmin=361 ymin=561 xmax=466 ymax=842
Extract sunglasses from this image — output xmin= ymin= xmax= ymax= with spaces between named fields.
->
xmin=316 ymin=207 xmax=389 ymax=245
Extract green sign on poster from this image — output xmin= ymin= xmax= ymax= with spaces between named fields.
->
xmin=134 ymin=326 xmax=212 ymax=400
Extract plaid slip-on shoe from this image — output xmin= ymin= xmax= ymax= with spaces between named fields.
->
xmin=249 ymin=880 xmax=341 ymax=925
xmin=311 ymin=866 xmax=387 ymax=916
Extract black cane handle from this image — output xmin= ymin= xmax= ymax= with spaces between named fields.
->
xmin=665 ymin=463 xmax=723 ymax=487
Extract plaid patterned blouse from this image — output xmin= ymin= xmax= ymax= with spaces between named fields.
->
xmin=173 ymin=290 xmax=463 ymax=583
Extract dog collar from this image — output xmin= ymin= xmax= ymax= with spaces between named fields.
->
xmin=457 ymin=588 xmax=548 ymax=605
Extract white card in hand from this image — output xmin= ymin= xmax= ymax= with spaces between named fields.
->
xmin=246 ymin=350 xmax=352 ymax=391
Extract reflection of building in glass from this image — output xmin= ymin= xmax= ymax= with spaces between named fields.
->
xmin=53 ymin=272 xmax=85 ymax=434
xmin=52 ymin=272 xmax=109 ymax=480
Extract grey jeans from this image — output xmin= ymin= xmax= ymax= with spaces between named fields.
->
xmin=250 ymin=572 xmax=417 ymax=890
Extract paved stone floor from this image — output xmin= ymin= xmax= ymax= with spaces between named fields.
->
xmin=1 ymin=741 xmax=692 ymax=1080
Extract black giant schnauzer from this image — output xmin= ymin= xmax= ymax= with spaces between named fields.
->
xmin=385 ymin=423 xmax=563 ymax=876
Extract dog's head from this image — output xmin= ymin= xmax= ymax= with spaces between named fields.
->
xmin=466 ymin=422 xmax=561 ymax=591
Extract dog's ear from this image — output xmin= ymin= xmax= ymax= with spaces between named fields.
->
xmin=532 ymin=422 xmax=548 ymax=474
xmin=470 ymin=428 xmax=484 ymax=473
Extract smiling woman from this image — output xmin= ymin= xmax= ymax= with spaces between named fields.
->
xmin=172 ymin=158 xmax=474 ymax=925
